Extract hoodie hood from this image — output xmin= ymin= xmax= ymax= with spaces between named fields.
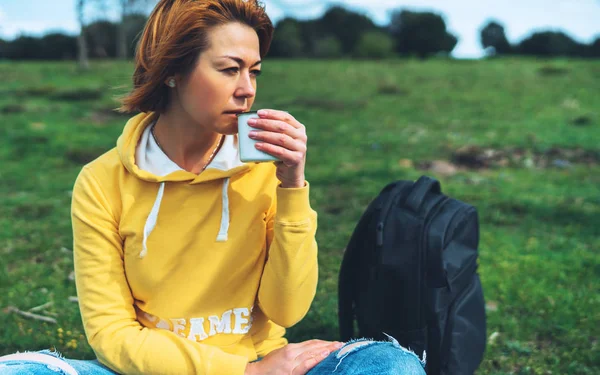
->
xmin=116 ymin=112 xmax=254 ymax=257
xmin=117 ymin=112 xmax=251 ymax=185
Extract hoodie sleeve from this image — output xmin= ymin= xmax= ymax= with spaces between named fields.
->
xmin=257 ymin=182 xmax=319 ymax=328
xmin=71 ymin=167 xmax=249 ymax=375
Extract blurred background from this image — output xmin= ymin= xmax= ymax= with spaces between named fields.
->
xmin=1 ymin=0 xmax=600 ymax=61
xmin=0 ymin=1 xmax=598 ymax=374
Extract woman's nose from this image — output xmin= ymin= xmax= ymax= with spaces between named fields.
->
xmin=235 ymin=72 xmax=256 ymax=99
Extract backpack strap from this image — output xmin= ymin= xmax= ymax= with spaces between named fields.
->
xmin=405 ymin=176 xmax=441 ymax=213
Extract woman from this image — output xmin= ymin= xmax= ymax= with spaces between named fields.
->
xmin=0 ymin=1 xmax=425 ymax=374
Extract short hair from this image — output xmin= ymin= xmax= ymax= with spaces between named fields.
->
xmin=119 ymin=0 xmax=273 ymax=113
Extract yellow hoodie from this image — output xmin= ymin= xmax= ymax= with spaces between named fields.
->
xmin=71 ymin=112 xmax=318 ymax=374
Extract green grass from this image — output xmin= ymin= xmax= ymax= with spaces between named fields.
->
xmin=0 ymin=58 xmax=598 ymax=374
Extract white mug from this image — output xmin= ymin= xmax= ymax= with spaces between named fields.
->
xmin=237 ymin=111 xmax=280 ymax=163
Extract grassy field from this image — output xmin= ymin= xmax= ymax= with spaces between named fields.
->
xmin=0 ymin=58 xmax=598 ymax=374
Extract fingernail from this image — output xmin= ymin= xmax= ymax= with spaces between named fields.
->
xmin=248 ymin=131 xmax=257 ymax=138
xmin=335 ymin=342 xmax=344 ymax=348
xmin=247 ymin=118 xmax=257 ymax=125
xmin=257 ymin=109 xmax=268 ymax=116
xmin=321 ymin=351 xmax=330 ymax=357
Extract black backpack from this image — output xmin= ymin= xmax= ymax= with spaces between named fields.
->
xmin=338 ymin=176 xmax=486 ymax=375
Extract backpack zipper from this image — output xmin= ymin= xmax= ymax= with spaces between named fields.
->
xmin=375 ymin=185 xmax=409 ymax=247
xmin=376 ymin=223 xmax=384 ymax=246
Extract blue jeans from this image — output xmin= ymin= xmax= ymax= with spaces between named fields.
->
xmin=307 ymin=337 xmax=425 ymax=375
xmin=0 ymin=350 xmax=116 ymax=375
xmin=0 ymin=338 xmax=425 ymax=374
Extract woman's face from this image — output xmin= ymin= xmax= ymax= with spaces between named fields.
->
xmin=175 ymin=22 xmax=262 ymax=135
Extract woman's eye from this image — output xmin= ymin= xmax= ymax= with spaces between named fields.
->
xmin=223 ymin=67 xmax=261 ymax=77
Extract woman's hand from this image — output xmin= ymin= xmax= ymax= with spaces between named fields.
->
xmin=244 ymin=340 xmax=343 ymax=375
xmin=247 ymin=109 xmax=307 ymax=189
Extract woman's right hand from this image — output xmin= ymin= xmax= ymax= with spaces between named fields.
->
xmin=244 ymin=340 xmax=344 ymax=375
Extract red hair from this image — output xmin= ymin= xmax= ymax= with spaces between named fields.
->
xmin=119 ymin=0 xmax=273 ymax=113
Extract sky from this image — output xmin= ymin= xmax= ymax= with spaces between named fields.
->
xmin=0 ymin=0 xmax=599 ymax=58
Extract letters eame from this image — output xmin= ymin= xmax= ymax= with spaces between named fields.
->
xmin=142 ymin=307 xmax=254 ymax=342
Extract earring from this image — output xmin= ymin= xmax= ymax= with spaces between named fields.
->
xmin=168 ymin=78 xmax=176 ymax=88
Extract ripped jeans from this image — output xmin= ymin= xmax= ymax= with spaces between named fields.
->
xmin=307 ymin=336 xmax=426 ymax=375
xmin=0 ymin=337 xmax=425 ymax=374
xmin=0 ymin=350 xmax=116 ymax=375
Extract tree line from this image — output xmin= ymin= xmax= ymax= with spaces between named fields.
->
xmin=481 ymin=21 xmax=600 ymax=58
xmin=1 ymin=5 xmax=599 ymax=61
xmin=0 ymin=14 xmax=147 ymax=61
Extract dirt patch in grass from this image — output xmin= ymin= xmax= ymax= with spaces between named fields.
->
xmin=571 ymin=115 xmax=593 ymax=127
xmin=1 ymin=104 xmax=26 ymax=114
xmin=0 ymin=86 xmax=58 ymax=98
xmin=7 ymin=134 xmax=51 ymax=158
xmin=64 ymin=147 xmax=107 ymax=165
xmin=377 ymin=82 xmax=409 ymax=96
xmin=51 ymin=88 xmax=104 ymax=102
xmin=413 ymin=160 xmax=461 ymax=177
xmin=11 ymin=201 xmax=54 ymax=220
xmin=414 ymin=145 xmax=599 ymax=175
xmin=17 ymin=86 xmax=58 ymax=97
xmin=451 ymin=145 xmax=599 ymax=169
xmin=538 ymin=65 xmax=569 ymax=77
xmin=280 ymin=97 xmax=368 ymax=111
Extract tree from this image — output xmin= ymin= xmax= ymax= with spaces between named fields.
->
xmin=0 ymin=38 xmax=6 ymax=59
xmin=123 ymin=13 xmax=148 ymax=57
xmin=389 ymin=10 xmax=458 ymax=58
xmin=2 ymin=33 xmax=77 ymax=60
xmin=480 ymin=21 xmax=512 ymax=56
xmin=40 ymin=33 xmax=78 ymax=59
xmin=269 ymin=18 xmax=305 ymax=58
xmin=441 ymin=32 xmax=459 ymax=55
xmin=4 ymin=36 xmax=43 ymax=59
xmin=76 ymin=0 xmax=90 ymax=69
xmin=516 ymin=31 xmax=585 ymax=57
xmin=353 ymin=31 xmax=395 ymax=59
xmin=590 ymin=37 xmax=600 ymax=58
xmin=312 ymin=35 xmax=343 ymax=58
xmin=115 ymin=0 xmax=154 ymax=59
xmin=314 ymin=6 xmax=378 ymax=55
xmin=85 ymin=20 xmax=119 ymax=58
xmin=297 ymin=19 xmax=322 ymax=58
xmin=75 ymin=0 xmax=149 ymax=65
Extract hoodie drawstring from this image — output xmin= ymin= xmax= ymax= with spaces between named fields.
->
xmin=216 ymin=178 xmax=231 ymax=242
xmin=139 ymin=178 xmax=231 ymax=258
xmin=140 ymin=182 xmax=165 ymax=258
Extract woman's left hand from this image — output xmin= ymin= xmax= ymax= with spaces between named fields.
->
xmin=248 ymin=109 xmax=307 ymax=189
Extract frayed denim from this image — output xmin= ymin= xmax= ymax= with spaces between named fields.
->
xmin=0 ymin=350 xmax=116 ymax=375
xmin=308 ymin=335 xmax=426 ymax=375
xmin=0 ymin=335 xmax=425 ymax=374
